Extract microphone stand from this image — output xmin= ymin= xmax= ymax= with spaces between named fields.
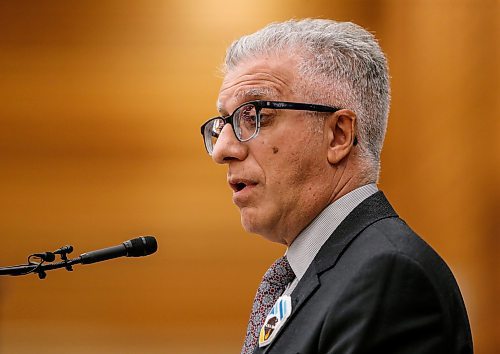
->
xmin=0 ymin=236 xmax=157 ymax=279
xmin=0 ymin=246 xmax=79 ymax=279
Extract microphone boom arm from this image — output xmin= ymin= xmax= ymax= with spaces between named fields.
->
xmin=0 ymin=257 xmax=82 ymax=279
xmin=0 ymin=236 xmax=157 ymax=279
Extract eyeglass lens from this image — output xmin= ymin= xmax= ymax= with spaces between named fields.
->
xmin=204 ymin=103 xmax=259 ymax=155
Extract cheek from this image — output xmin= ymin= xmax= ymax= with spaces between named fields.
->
xmin=259 ymin=129 xmax=325 ymax=192
xmin=271 ymin=137 xmax=325 ymax=188
xmin=265 ymin=148 xmax=308 ymax=195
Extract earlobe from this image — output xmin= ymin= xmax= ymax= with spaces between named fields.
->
xmin=326 ymin=110 xmax=356 ymax=165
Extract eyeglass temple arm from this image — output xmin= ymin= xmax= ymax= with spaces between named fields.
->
xmin=260 ymin=101 xmax=341 ymax=113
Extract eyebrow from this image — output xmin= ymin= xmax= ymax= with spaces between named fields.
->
xmin=216 ymin=87 xmax=280 ymax=115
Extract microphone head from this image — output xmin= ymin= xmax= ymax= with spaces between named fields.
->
xmin=33 ymin=252 xmax=56 ymax=262
xmin=124 ymin=236 xmax=158 ymax=257
xmin=54 ymin=245 xmax=73 ymax=255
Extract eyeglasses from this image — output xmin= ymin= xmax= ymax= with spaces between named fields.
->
xmin=200 ymin=100 xmax=341 ymax=155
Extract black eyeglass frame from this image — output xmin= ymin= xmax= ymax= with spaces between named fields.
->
xmin=200 ymin=100 xmax=342 ymax=154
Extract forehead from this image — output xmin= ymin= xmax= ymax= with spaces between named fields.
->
xmin=217 ymin=54 xmax=299 ymax=114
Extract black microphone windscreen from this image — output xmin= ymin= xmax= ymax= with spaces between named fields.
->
xmin=33 ymin=252 xmax=56 ymax=262
xmin=127 ymin=236 xmax=157 ymax=257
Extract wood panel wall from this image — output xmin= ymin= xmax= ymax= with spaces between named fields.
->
xmin=0 ymin=1 xmax=498 ymax=353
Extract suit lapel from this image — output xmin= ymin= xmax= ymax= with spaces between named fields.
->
xmin=261 ymin=191 xmax=397 ymax=353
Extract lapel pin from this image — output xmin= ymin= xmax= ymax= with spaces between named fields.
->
xmin=259 ymin=295 xmax=292 ymax=347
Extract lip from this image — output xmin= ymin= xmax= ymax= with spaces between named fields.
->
xmin=228 ymin=177 xmax=258 ymax=205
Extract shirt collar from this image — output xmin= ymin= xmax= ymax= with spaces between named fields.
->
xmin=286 ymin=183 xmax=378 ymax=280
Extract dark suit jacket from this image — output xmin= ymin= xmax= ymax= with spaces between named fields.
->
xmin=254 ymin=192 xmax=473 ymax=354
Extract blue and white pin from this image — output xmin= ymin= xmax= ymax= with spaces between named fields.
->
xmin=258 ymin=295 xmax=292 ymax=347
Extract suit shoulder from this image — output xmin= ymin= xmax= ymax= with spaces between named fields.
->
xmin=342 ymin=216 xmax=464 ymax=310
xmin=356 ymin=216 xmax=445 ymax=269
xmin=344 ymin=216 xmax=472 ymax=347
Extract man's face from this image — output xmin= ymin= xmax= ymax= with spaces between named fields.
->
xmin=213 ymin=54 xmax=334 ymax=245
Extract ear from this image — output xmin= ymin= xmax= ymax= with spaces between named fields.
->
xmin=325 ymin=109 xmax=356 ymax=165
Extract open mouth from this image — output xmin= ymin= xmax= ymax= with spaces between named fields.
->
xmin=229 ymin=179 xmax=256 ymax=193
xmin=235 ymin=182 xmax=246 ymax=192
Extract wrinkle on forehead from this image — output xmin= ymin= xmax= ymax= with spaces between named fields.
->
xmin=217 ymin=55 xmax=299 ymax=114
xmin=235 ymin=87 xmax=279 ymax=101
xmin=216 ymin=87 xmax=279 ymax=113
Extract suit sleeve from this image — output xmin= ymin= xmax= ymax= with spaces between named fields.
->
xmin=318 ymin=252 xmax=446 ymax=354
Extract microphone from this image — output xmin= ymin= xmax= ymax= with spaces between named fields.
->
xmin=32 ymin=252 xmax=56 ymax=262
xmin=79 ymin=236 xmax=157 ymax=265
xmin=54 ymin=245 xmax=73 ymax=255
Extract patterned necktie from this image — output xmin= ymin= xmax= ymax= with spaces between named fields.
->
xmin=241 ymin=256 xmax=295 ymax=354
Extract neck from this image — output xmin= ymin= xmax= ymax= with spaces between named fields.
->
xmin=327 ymin=156 xmax=370 ymax=204
xmin=264 ymin=158 xmax=372 ymax=247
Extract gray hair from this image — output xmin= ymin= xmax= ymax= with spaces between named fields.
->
xmin=223 ymin=19 xmax=390 ymax=181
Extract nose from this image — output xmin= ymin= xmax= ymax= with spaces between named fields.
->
xmin=212 ymin=124 xmax=248 ymax=164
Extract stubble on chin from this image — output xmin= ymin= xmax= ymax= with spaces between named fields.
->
xmin=239 ymin=206 xmax=288 ymax=244
xmin=239 ymin=205 xmax=274 ymax=239
xmin=239 ymin=206 xmax=257 ymax=233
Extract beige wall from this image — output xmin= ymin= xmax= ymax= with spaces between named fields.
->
xmin=0 ymin=1 xmax=498 ymax=353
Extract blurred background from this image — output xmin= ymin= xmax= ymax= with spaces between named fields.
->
xmin=0 ymin=0 xmax=498 ymax=353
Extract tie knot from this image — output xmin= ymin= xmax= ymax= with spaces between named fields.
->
xmin=263 ymin=255 xmax=295 ymax=287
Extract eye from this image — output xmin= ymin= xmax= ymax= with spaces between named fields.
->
xmin=259 ymin=108 xmax=276 ymax=126
xmin=241 ymin=106 xmax=256 ymax=121
xmin=237 ymin=104 xmax=258 ymax=127
xmin=211 ymin=129 xmax=220 ymax=138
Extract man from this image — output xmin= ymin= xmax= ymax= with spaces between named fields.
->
xmin=200 ymin=19 xmax=473 ymax=354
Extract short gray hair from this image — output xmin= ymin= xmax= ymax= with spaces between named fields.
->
xmin=223 ymin=19 xmax=390 ymax=181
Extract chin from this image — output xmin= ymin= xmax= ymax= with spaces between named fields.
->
xmin=240 ymin=209 xmax=285 ymax=244
xmin=240 ymin=207 xmax=265 ymax=234
xmin=240 ymin=213 xmax=259 ymax=234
